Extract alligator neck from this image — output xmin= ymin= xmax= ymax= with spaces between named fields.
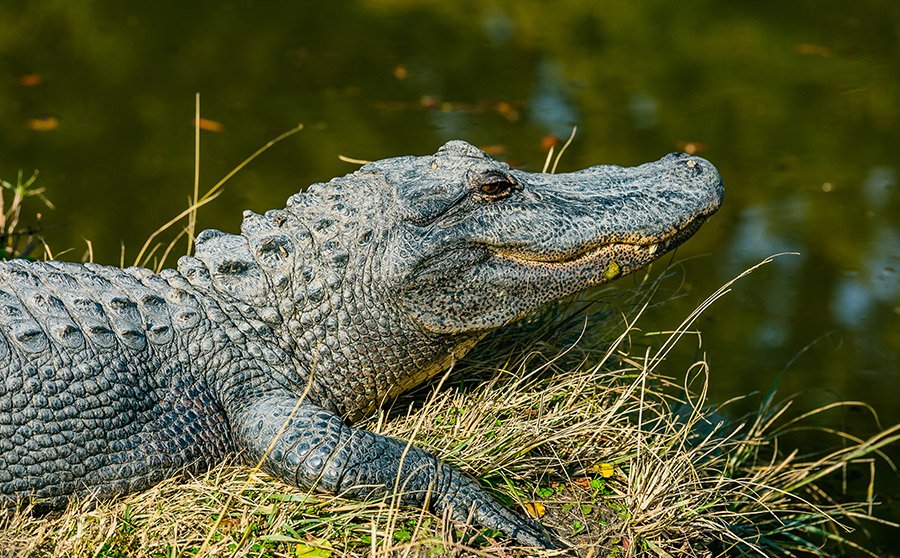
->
xmin=175 ymin=224 xmax=474 ymax=421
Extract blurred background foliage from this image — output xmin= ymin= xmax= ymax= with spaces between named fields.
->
xmin=0 ymin=0 xmax=898 ymax=549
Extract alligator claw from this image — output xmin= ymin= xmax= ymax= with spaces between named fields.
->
xmin=436 ymin=474 xmax=557 ymax=548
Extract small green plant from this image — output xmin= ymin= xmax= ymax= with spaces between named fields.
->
xmin=0 ymin=169 xmax=54 ymax=260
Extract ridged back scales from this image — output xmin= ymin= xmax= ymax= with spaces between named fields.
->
xmin=0 ymin=259 xmax=231 ymax=508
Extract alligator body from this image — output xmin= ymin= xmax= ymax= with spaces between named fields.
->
xmin=0 ymin=141 xmax=723 ymax=546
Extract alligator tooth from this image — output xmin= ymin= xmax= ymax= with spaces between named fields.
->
xmin=647 ymin=243 xmax=659 ymax=255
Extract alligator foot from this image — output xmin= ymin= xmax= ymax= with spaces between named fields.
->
xmin=233 ymin=395 xmax=555 ymax=547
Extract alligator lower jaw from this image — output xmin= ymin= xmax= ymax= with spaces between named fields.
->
xmin=484 ymin=218 xmax=706 ymax=269
xmin=486 ymin=241 xmax=660 ymax=269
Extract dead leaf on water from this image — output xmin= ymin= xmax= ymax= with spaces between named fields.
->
xmin=18 ymin=74 xmax=43 ymax=87
xmin=479 ymin=144 xmax=506 ymax=156
xmin=392 ymin=64 xmax=408 ymax=80
xmin=26 ymin=116 xmax=59 ymax=131
xmin=194 ymin=117 xmax=224 ymax=132
xmin=677 ymin=140 xmax=707 ymax=154
xmin=795 ymin=43 xmax=831 ymax=57
xmin=540 ymin=135 xmax=560 ymax=150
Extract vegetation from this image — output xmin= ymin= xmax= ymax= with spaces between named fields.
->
xmin=0 ymin=211 xmax=895 ymax=555
xmin=1 ymin=120 xmax=897 ymax=555
xmin=2 ymin=6 xmax=897 ymax=529
xmin=0 ymin=170 xmax=53 ymax=261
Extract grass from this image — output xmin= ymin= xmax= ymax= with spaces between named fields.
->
xmin=0 ymin=169 xmax=54 ymax=260
xmin=1 ymin=258 xmax=896 ymax=556
xmin=1 ymin=129 xmax=897 ymax=556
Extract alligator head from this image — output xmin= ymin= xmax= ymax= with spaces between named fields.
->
xmin=371 ymin=140 xmax=724 ymax=333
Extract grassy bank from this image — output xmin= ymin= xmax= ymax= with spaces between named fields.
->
xmin=1 ymin=257 xmax=896 ymax=557
xmin=1 ymin=139 xmax=896 ymax=556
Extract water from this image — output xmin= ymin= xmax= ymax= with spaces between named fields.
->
xmin=1 ymin=0 xmax=898 ymax=550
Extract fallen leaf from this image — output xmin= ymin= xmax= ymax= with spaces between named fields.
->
xmin=26 ymin=116 xmax=59 ymax=131
xmin=18 ymin=74 xmax=43 ymax=87
xmin=478 ymin=144 xmax=507 ymax=156
xmin=494 ymin=101 xmax=519 ymax=121
xmin=294 ymin=543 xmax=331 ymax=557
xmin=573 ymin=477 xmax=592 ymax=490
xmin=795 ymin=43 xmax=831 ymax=57
xmin=595 ymin=463 xmax=615 ymax=478
xmin=540 ymin=135 xmax=560 ymax=150
xmin=677 ymin=141 xmax=707 ymax=154
xmin=419 ymin=95 xmax=439 ymax=109
xmin=194 ymin=117 xmax=224 ymax=132
xmin=524 ymin=501 xmax=546 ymax=519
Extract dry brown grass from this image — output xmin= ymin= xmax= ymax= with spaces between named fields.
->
xmin=1 ymin=259 xmax=896 ymax=557
xmin=0 ymin=169 xmax=54 ymax=261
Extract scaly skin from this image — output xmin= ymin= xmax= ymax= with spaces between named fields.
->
xmin=0 ymin=141 xmax=723 ymax=547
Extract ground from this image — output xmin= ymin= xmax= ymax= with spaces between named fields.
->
xmin=2 ymin=265 xmax=894 ymax=557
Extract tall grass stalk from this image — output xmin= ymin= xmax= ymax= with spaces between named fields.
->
xmin=132 ymin=115 xmax=303 ymax=271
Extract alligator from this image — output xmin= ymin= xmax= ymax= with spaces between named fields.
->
xmin=0 ymin=141 xmax=723 ymax=547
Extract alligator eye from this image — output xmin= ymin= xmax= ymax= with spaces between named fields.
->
xmin=477 ymin=173 xmax=517 ymax=199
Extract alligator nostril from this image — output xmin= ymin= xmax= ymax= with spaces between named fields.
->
xmin=684 ymin=158 xmax=706 ymax=176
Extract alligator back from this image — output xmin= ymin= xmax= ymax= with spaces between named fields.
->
xmin=0 ymin=259 xmax=231 ymax=509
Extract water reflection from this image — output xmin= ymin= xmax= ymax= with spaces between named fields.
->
xmin=864 ymin=165 xmax=895 ymax=206
xmin=530 ymin=60 xmax=579 ymax=135
xmin=834 ymin=277 xmax=873 ymax=328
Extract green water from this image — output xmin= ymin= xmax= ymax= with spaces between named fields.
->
xmin=1 ymin=1 xmax=898 ymax=551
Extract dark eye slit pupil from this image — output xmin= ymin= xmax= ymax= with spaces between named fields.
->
xmin=480 ymin=180 xmax=512 ymax=196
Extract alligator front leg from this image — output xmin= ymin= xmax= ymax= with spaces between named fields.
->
xmin=232 ymin=395 xmax=554 ymax=548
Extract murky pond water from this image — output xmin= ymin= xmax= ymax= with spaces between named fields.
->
xmin=1 ymin=0 xmax=898 ymax=549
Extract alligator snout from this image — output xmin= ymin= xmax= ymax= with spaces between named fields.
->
xmin=661 ymin=152 xmax=725 ymax=217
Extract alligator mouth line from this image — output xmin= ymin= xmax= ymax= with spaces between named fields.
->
xmin=482 ymin=217 xmax=707 ymax=267
xmin=486 ymin=240 xmax=665 ymax=267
